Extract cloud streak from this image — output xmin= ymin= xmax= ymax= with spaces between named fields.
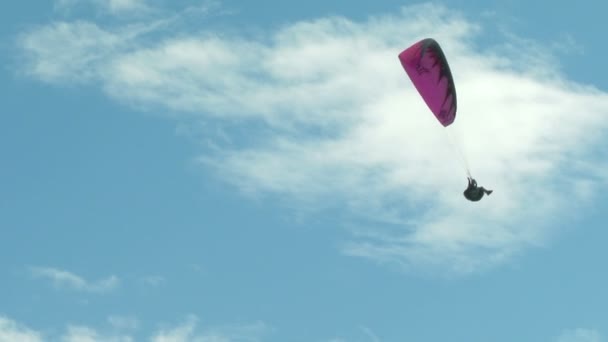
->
xmin=62 ymin=325 xmax=134 ymax=342
xmin=0 ymin=317 xmax=42 ymax=342
xmin=0 ymin=315 xmax=268 ymax=342
xmin=16 ymin=3 xmax=608 ymax=274
xmin=30 ymin=266 xmax=120 ymax=293
xmin=557 ymin=329 xmax=602 ymax=342
xmin=151 ymin=316 xmax=270 ymax=342
xmin=54 ymin=0 xmax=151 ymax=16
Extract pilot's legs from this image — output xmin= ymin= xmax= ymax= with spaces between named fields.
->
xmin=480 ymin=187 xmax=493 ymax=195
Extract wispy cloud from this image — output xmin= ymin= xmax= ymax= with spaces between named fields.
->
xmin=558 ymin=329 xmax=602 ymax=342
xmin=326 ymin=326 xmax=381 ymax=342
xmin=30 ymin=266 xmax=120 ymax=293
xmin=0 ymin=317 xmax=42 ymax=342
xmin=54 ymin=0 xmax=151 ymax=16
xmin=62 ymin=325 xmax=134 ymax=342
xmin=360 ymin=326 xmax=381 ymax=342
xmin=107 ymin=315 xmax=139 ymax=331
xmin=16 ymin=4 xmax=608 ymax=274
xmin=1 ymin=315 xmax=269 ymax=342
xmin=140 ymin=275 xmax=166 ymax=287
xmin=151 ymin=316 xmax=271 ymax=342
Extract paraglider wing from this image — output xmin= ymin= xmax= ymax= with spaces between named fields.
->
xmin=398 ymin=38 xmax=457 ymax=127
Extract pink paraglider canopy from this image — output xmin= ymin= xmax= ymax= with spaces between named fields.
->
xmin=398 ymin=38 xmax=457 ymax=127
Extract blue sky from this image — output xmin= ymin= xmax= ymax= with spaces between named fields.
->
xmin=2 ymin=0 xmax=608 ymax=341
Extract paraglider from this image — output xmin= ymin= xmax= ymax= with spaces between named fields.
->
xmin=463 ymin=177 xmax=493 ymax=202
xmin=398 ymin=38 xmax=492 ymax=202
xmin=398 ymin=38 xmax=457 ymax=127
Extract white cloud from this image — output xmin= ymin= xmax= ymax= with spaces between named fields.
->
xmin=325 ymin=326 xmax=380 ymax=342
xmin=558 ymin=329 xmax=602 ymax=342
xmin=107 ymin=316 xmax=139 ymax=331
xmin=107 ymin=0 xmax=147 ymax=13
xmin=360 ymin=326 xmax=380 ymax=342
xmin=19 ymin=21 xmax=124 ymax=83
xmin=151 ymin=316 xmax=270 ymax=342
xmin=141 ymin=275 xmax=166 ymax=287
xmin=150 ymin=317 xmax=197 ymax=342
xmin=62 ymin=326 xmax=133 ymax=342
xmin=17 ymin=4 xmax=608 ymax=274
xmin=0 ymin=317 xmax=43 ymax=342
xmin=30 ymin=266 xmax=120 ymax=293
xmin=54 ymin=0 xmax=150 ymax=15
xmin=0 ymin=315 xmax=268 ymax=342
